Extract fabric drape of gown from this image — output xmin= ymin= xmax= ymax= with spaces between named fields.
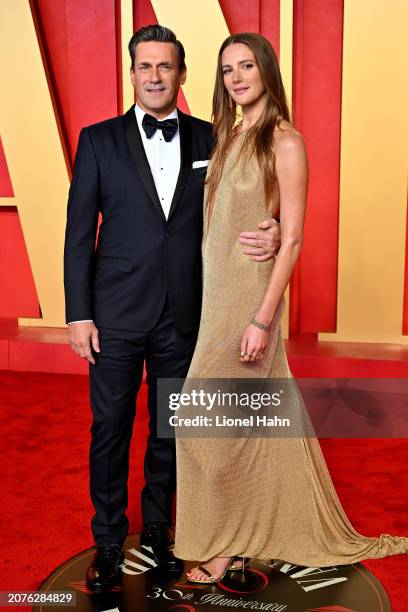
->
xmin=174 ymin=132 xmax=408 ymax=567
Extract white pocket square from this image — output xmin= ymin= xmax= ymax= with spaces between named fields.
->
xmin=192 ymin=160 xmax=209 ymax=169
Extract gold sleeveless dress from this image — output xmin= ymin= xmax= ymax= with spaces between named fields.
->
xmin=173 ymin=133 xmax=408 ymax=566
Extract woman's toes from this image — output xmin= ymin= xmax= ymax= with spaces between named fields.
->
xmin=188 ymin=566 xmax=201 ymax=580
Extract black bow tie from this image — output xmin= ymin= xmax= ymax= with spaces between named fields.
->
xmin=142 ymin=113 xmax=178 ymax=142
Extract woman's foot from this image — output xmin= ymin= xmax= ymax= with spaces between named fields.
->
xmin=186 ymin=556 xmax=233 ymax=583
xmin=229 ymin=556 xmax=245 ymax=570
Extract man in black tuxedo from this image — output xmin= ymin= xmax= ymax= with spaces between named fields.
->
xmin=64 ymin=24 xmax=279 ymax=591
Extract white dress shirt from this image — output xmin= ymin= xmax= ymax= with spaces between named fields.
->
xmin=135 ymin=103 xmax=180 ymax=220
xmin=68 ymin=104 xmax=181 ymax=325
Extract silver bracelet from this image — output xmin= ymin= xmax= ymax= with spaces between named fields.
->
xmin=250 ymin=317 xmax=271 ymax=332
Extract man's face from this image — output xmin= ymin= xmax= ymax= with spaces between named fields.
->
xmin=131 ymin=41 xmax=186 ymax=118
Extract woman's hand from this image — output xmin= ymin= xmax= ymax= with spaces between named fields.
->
xmin=240 ymin=322 xmax=269 ymax=362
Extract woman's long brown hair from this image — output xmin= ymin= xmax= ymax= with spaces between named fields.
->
xmin=206 ymin=33 xmax=290 ymax=215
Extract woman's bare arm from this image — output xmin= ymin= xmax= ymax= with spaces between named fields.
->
xmin=240 ymin=130 xmax=308 ymax=362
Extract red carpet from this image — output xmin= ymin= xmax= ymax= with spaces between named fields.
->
xmin=0 ymin=371 xmax=406 ymax=609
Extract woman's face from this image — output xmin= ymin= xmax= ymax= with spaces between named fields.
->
xmin=221 ymin=43 xmax=266 ymax=110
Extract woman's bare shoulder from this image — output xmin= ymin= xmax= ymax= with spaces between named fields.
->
xmin=274 ymin=121 xmax=305 ymax=156
xmin=274 ymin=120 xmax=303 ymax=142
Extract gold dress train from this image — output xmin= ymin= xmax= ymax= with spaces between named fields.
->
xmin=174 ymin=132 xmax=408 ymax=567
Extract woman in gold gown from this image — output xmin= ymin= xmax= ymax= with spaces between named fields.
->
xmin=173 ymin=33 xmax=407 ymax=583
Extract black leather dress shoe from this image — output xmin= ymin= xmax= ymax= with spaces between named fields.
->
xmin=86 ymin=545 xmax=124 ymax=593
xmin=140 ymin=523 xmax=184 ymax=573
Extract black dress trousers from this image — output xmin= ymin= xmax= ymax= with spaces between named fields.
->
xmin=89 ymin=298 xmax=197 ymax=546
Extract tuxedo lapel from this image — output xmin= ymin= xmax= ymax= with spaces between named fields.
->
xmin=123 ymin=105 xmax=166 ymax=222
xmin=167 ymin=110 xmax=192 ymax=222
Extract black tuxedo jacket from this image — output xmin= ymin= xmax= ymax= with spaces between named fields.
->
xmin=64 ymin=106 xmax=213 ymax=334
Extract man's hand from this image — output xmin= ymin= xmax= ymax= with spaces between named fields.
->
xmin=68 ymin=322 xmax=100 ymax=365
xmin=239 ymin=218 xmax=281 ymax=261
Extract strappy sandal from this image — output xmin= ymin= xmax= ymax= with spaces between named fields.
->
xmin=229 ymin=556 xmax=249 ymax=571
xmin=187 ymin=557 xmax=246 ymax=584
